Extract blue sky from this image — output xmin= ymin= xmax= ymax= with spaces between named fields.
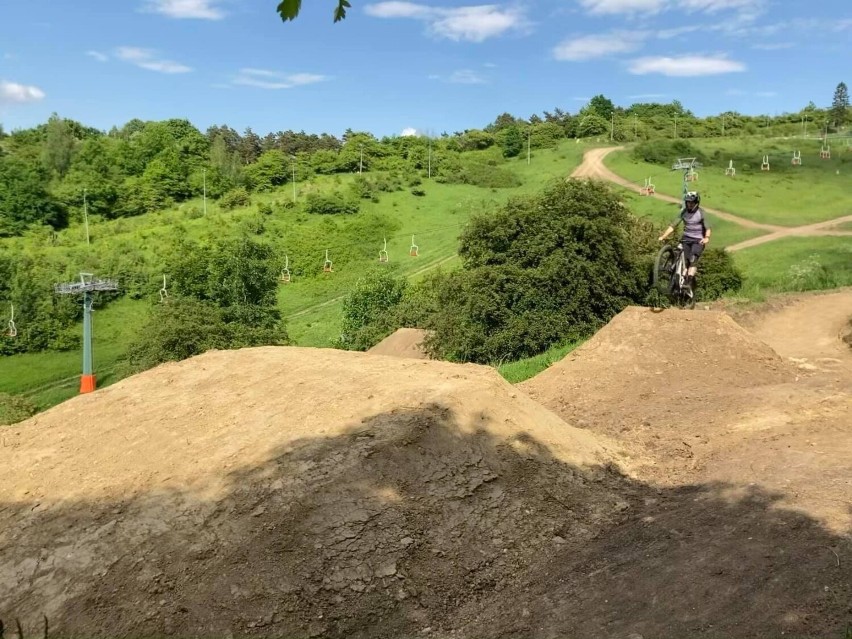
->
xmin=0 ymin=0 xmax=849 ymax=137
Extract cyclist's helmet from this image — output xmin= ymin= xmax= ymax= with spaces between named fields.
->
xmin=684 ymin=191 xmax=700 ymax=207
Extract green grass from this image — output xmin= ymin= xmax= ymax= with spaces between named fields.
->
xmin=605 ymin=139 xmax=852 ymax=226
xmin=623 ymin=190 xmax=766 ymax=248
xmin=0 ymin=297 xmax=147 ymax=409
xmin=733 ymin=236 xmax=852 ymax=295
xmin=498 ymin=340 xmax=584 ymax=384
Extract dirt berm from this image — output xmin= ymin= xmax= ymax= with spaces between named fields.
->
xmin=367 ymin=328 xmax=432 ymax=359
xmin=0 ymin=347 xmax=629 ymax=638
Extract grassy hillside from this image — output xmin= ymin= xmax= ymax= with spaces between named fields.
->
xmin=605 ymin=138 xmax=851 ymax=226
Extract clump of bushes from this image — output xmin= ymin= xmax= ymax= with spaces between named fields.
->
xmin=695 ymin=248 xmax=743 ymax=300
xmin=303 ymin=191 xmax=360 ymax=215
xmin=632 ymin=139 xmax=703 ymax=166
xmin=219 ymin=187 xmax=251 ymax=210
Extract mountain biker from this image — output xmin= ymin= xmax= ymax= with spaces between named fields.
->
xmin=658 ymin=191 xmax=711 ymax=295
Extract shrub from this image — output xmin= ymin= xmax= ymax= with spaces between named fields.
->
xmin=127 ymin=297 xmax=288 ymax=371
xmin=220 ymin=187 xmax=251 ymax=210
xmin=696 ymin=248 xmax=743 ymax=300
xmin=411 ymin=187 xmax=426 ymax=197
xmin=785 ymin=255 xmax=838 ymax=291
xmin=632 ymin=139 xmax=703 ymax=166
xmin=422 ymin=178 xmax=653 ymax=363
xmin=335 ymin=268 xmax=408 ymax=351
xmin=257 ymin=202 xmax=273 ymax=216
xmin=303 ymin=191 xmax=360 ymax=215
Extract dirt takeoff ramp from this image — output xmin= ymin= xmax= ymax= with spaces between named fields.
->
xmin=367 ymin=327 xmax=432 ymax=359
xmin=521 ymin=306 xmax=795 ymax=482
xmin=0 ymin=346 xmax=623 ymax=639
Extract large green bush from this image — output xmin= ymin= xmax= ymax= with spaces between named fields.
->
xmin=696 ymin=248 xmax=743 ymax=300
xmin=303 ymin=191 xmax=360 ymax=215
xmin=335 ymin=268 xmax=409 ymax=351
xmin=128 ymin=235 xmax=289 ymax=369
xmin=421 ymin=179 xmax=655 ymax=363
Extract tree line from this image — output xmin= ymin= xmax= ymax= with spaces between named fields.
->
xmin=1 ymin=87 xmax=847 ymax=238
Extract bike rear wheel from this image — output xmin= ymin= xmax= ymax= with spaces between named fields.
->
xmin=653 ymin=245 xmax=677 ymax=295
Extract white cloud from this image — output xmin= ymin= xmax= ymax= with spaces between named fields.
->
xmin=553 ymin=31 xmax=645 ymax=61
xmin=233 ymin=68 xmax=328 ymax=89
xmin=578 ymin=0 xmax=666 ymax=15
xmin=365 ymin=2 xmax=529 ymax=42
xmin=86 ymin=50 xmax=109 ymax=62
xmin=116 ymin=47 xmax=192 ymax=73
xmin=657 ymin=25 xmax=701 ymax=39
xmin=449 ymin=69 xmax=487 ymax=83
xmin=0 ymin=81 xmax=46 ymax=104
xmin=401 ymin=127 xmax=419 ymax=136
xmin=751 ymin=42 xmax=794 ymax=50
xmin=428 ymin=69 xmax=488 ymax=84
xmin=628 ymin=55 xmax=746 ymax=76
xmin=364 ymin=1 xmax=432 ymax=18
xmin=141 ymin=0 xmax=225 ymax=19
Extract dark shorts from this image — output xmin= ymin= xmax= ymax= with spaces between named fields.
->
xmin=682 ymin=240 xmax=705 ymax=265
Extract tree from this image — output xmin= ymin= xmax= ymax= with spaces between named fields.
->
xmin=831 ymin=82 xmax=849 ymax=127
xmin=422 ymin=179 xmax=655 ymax=363
xmin=0 ymin=156 xmax=67 ymax=235
xmin=277 ymin=0 xmax=351 ymax=23
xmin=499 ymin=126 xmax=524 ymax=158
xmin=41 ymin=113 xmax=77 ymax=178
xmin=336 ymin=268 xmax=408 ymax=350
xmin=588 ymin=95 xmax=615 ymax=120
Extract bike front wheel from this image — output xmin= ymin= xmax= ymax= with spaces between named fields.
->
xmin=653 ymin=245 xmax=677 ymax=295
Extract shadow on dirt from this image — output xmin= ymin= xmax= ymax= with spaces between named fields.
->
xmin=2 ymin=404 xmax=850 ymax=639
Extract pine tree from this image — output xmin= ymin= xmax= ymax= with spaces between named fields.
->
xmin=831 ymin=82 xmax=849 ymax=127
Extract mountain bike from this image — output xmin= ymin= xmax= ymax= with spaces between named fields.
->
xmin=653 ymin=242 xmax=695 ymax=309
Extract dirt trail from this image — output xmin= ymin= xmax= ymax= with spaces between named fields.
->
xmin=738 ymin=288 xmax=852 ymax=374
xmin=573 ymin=146 xmax=852 ymax=251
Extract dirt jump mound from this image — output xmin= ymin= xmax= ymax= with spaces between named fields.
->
xmin=522 ymin=306 xmax=796 ymax=479
xmin=367 ymin=328 xmax=432 ymax=359
xmin=0 ymin=347 xmax=625 ymax=638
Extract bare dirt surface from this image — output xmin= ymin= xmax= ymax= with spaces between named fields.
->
xmin=367 ymin=328 xmax=432 ymax=359
xmin=514 ymin=300 xmax=852 ymax=638
xmin=0 ymin=348 xmax=627 ymax=638
xmin=2 ymin=296 xmax=851 ymax=638
xmin=573 ymin=146 xmax=852 ymax=251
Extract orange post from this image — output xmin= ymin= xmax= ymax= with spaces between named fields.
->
xmin=80 ymin=374 xmax=97 ymax=394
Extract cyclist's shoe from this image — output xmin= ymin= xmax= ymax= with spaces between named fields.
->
xmin=683 ymin=281 xmax=694 ymax=298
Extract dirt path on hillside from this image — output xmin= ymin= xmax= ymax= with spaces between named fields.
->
xmin=574 ymin=146 xmax=852 ymax=251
